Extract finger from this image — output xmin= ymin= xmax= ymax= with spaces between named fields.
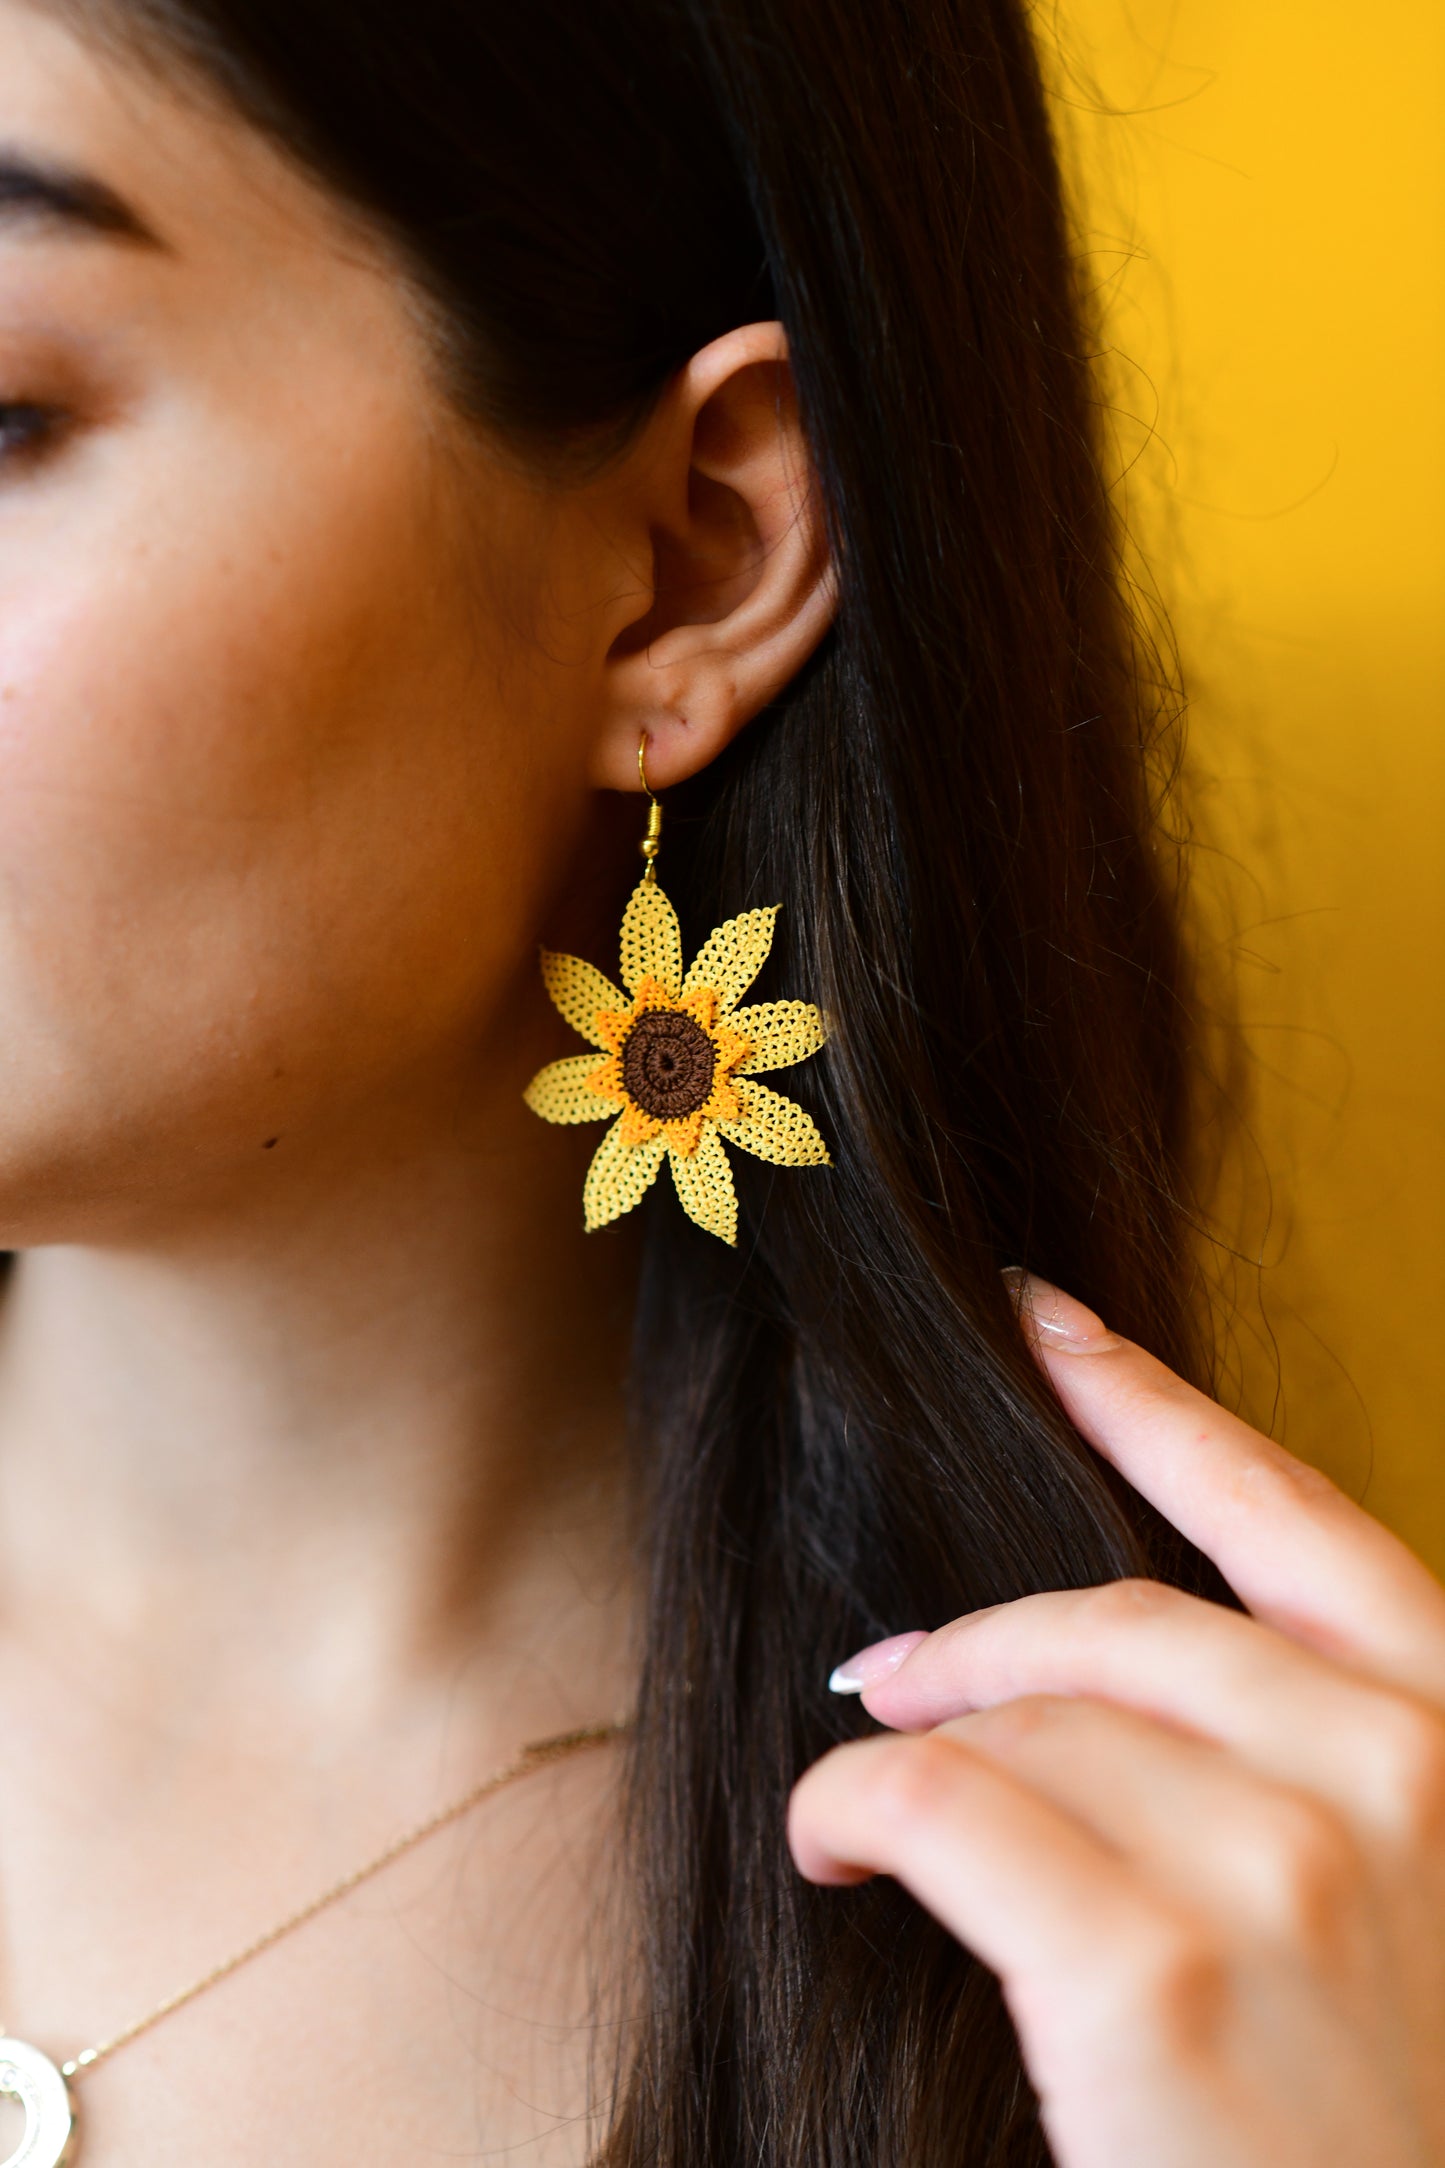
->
xmin=1012 ymin=1274 xmax=1445 ymax=1697
xmin=857 ymin=1581 xmax=1445 ymax=1843
xmin=944 ymin=1696 xmax=1374 ymax=1939
xmin=789 ymin=1729 xmax=1166 ymax=1988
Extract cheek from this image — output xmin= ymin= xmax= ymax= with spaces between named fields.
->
xmin=0 ymin=406 xmax=559 ymax=1209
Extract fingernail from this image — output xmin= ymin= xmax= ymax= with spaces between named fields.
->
xmin=1001 ymin=1269 xmax=1120 ymax=1352
xmin=828 ymin=1631 xmax=927 ymax=1695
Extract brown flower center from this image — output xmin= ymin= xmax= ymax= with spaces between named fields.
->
xmin=621 ymin=1008 xmax=717 ymax=1120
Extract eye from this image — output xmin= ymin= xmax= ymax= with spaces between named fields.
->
xmin=0 ymin=402 xmax=64 ymax=463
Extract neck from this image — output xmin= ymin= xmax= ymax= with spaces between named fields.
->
xmin=0 ymin=1048 xmax=638 ymax=1766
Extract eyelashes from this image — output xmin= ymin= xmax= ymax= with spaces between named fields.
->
xmin=0 ymin=402 xmax=66 ymax=465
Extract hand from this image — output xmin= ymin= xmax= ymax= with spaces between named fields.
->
xmin=788 ymin=1275 xmax=1445 ymax=2168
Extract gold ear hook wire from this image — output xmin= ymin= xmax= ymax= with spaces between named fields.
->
xmin=638 ymin=733 xmax=663 ymax=885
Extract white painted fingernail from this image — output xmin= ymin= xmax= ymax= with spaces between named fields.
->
xmin=828 ymin=1631 xmax=927 ymax=1695
xmin=1002 ymin=1269 xmax=1119 ymax=1352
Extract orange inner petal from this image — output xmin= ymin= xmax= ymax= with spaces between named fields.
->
xmin=585 ymin=973 xmax=747 ymax=1156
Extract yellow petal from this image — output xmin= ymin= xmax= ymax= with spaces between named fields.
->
xmin=668 ymin=1127 xmax=738 ymax=1245
xmin=583 ymin=1116 xmax=667 ymax=1231
xmin=681 ymin=907 xmax=779 ymax=1013
xmin=715 ymin=1077 xmax=831 ymax=1167
xmin=541 ymin=951 xmax=626 ymax=1049
xmin=524 ymin=1054 xmax=616 ymax=1125
xmin=730 ymin=1000 xmax=827 ymax=1076
xmin=620 ymin=879 xmax=683 ymax=999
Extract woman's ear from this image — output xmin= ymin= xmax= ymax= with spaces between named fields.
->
xmin=589 ymin=321 xmax=836 ymax=793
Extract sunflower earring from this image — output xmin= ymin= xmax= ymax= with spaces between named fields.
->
xmin=524 ymin=735 xmax=832 ymax=1245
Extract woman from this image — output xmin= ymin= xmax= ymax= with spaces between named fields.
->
xmin=0 ymin=0 xmax=1440 ymax=2162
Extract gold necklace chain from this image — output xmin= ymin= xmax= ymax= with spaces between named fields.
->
xmin=7 ymin=1718 xmax=627 ymax=2087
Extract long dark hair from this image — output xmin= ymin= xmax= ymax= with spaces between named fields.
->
xmin=63 ymin=0 xmax=1226 ymax=2157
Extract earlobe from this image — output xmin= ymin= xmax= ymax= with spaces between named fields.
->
xmin=590 ymin=323 xmax=836 ymax=795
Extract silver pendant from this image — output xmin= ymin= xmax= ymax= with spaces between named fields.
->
xmin=0 ymin=2040 xmax=77 ymax=2168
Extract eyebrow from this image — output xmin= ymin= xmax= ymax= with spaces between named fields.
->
xmin=0 ymin=148 xmax=169 ymax=250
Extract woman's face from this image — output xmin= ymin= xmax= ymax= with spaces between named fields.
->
xmin=0 ymin=4 xmax=637 ymax=1242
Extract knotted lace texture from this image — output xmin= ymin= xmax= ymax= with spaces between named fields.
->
xmin=525 ymin=878 xmax=831 ymax=1245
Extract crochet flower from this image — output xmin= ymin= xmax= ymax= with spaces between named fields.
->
xmin=524 ymin=877 xmax=830 ymax=1245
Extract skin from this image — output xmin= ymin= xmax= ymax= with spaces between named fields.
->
xmin=0 ymin=5 xmax=1441 ymax=2166
xmin=0 ymin=6 xmax=830 ymax=2162
xmin=792 ymin=1279 xmax=1445 ymax=2166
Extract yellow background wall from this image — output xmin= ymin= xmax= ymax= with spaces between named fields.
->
xmin=1056 ymin=4 xmax=1445 ymax=1569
